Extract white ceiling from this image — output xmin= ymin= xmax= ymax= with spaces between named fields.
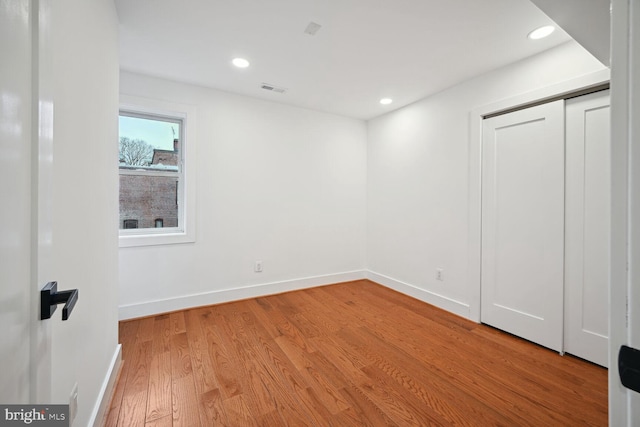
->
xmin=529 ymin=0 xmax=610 ymax=66
xmin=115 ymin=0 xmax=572 ymax=120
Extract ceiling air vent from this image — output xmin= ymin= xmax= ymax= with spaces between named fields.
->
xmin=304 ymin=21 xmax=322 ymax=36
xmin=261 ymin=83 xmax=287 ymax=94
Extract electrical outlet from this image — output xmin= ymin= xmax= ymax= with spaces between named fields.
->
xmin=69 ymin=382 xmax=78 ymax=425
xmin=436 ymin=268 xmax=444 ymax=281
xmin=254 ymin=260 xmax=263 ymax=273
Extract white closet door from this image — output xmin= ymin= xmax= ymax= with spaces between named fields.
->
xmin=565 ymin=90 xmax=610 ymax=367
xmin=481 ymin=100 xmax=565 ymax=352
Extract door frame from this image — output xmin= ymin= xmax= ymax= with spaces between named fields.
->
xmin=610 ymin=0 xmax=638 ymax=423
xmin=467 ymin=68 xmax=610 ymax=323
xmin=30 ymin=0 xmax=55 ymax=404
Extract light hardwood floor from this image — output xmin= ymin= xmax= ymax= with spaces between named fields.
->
xmin=104 ymin=280 xmax=607 ymax=426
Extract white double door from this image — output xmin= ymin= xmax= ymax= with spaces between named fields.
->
xmin=481 ymin=91 xmax=610 ymax=367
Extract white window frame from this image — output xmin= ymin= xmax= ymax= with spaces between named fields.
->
xmin=118 ymin=95 xmax=196 ymax=247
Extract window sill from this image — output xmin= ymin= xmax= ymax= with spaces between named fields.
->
xmin=119 ymin=230 xmax=195 ymax=248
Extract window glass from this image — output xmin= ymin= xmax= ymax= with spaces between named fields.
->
xmin=119 ymin=112 xmax=182 ymax=232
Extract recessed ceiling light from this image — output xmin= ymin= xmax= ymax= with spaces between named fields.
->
xmin=528 ymin=25 xmax=555 ymax=40
xmin=380 ymin=98 xmax=393 ymax=105
xmin=232 ymin=57 xmax=250 ymax=68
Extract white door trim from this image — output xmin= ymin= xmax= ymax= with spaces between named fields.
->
xmin=467 ymin=69 xmax=610 ymax=323
xmin=610 ymin=0 xmax=638 ymax=424
xmin=29 ymin=0 xmax=55 ymax=403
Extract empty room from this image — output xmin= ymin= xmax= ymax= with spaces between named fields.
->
xmin=2 ymin=0 xmax=638 ymax=426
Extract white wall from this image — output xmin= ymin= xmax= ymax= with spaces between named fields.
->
xmin=119 ymin=41 xmax=608 ymax=324
xmin=366 ymin=41 xmax=607 ymax=319
xmin=51 ymin=0 xmax=120 ymax=425
xmin=119 ymin=72 xmax=367 ymax=318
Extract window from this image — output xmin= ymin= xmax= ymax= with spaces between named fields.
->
xmin=119 ymin=95 xmax=196 ymax=247
xmin=123 ymin=219 xmax=139 ymax=229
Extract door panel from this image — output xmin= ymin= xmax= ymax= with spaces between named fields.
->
xmin=565 ymin=90 xmax=610 ymax=367
xmin=0 ymin=0 xmax=34 ymax=403
xmin=0 ymin=0 xmax=54 ymax=404
xmin=481 ymin=100 xmax=565 ymax=352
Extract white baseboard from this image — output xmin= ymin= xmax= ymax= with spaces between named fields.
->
xmin=366 ymin=270 xmax=471 ymax=319
xmin=90 ymin=344 xmax=122 ymax=427
xmin=118 ymin=270 xmax=367 ymax=320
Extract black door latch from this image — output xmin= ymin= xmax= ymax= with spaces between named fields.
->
xmin=41 ymin=281 xmax=78 ymax=321
xmin=619 ymin=345 xmax=640 ymax=394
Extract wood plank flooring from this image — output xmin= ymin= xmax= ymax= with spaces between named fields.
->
xmin=103 ymin=280 xmax=607 ymax=426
